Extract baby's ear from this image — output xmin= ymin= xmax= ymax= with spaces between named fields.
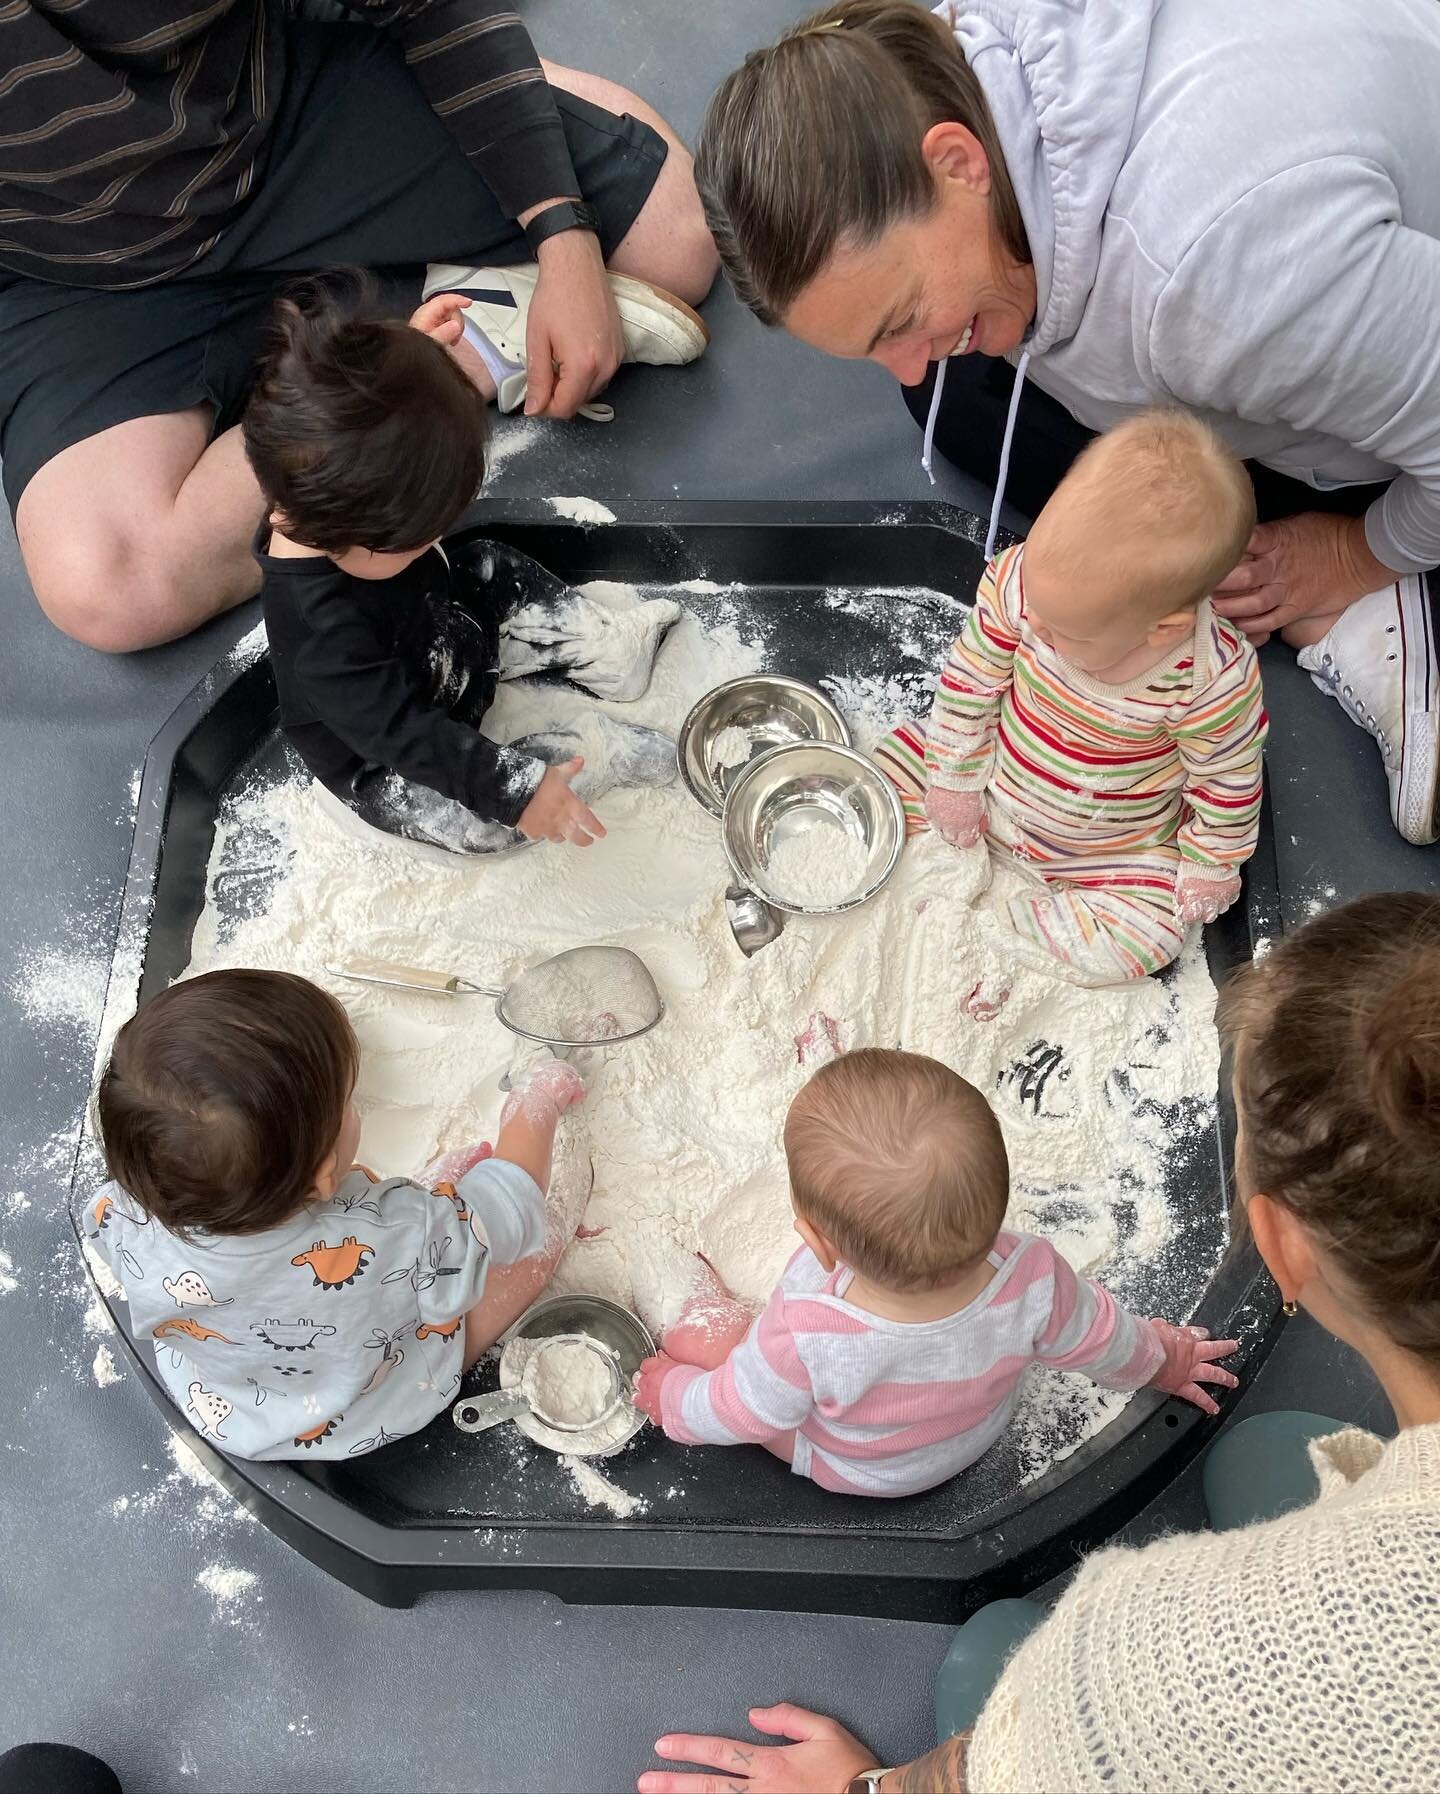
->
xmin=794 ymin=1213 xmax=839 ymax=1272
xmin=1147 ymin=609 xmax=1194 ymax=647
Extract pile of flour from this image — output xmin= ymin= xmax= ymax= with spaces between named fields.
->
xmin=184 ymin=579 xmax=1224 ymax=1483
xmin=762 ymin=821 xmax=870 ymax=910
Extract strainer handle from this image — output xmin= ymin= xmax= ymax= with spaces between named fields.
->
xmin=452 ymin=1389 xmax=530 ymax=1434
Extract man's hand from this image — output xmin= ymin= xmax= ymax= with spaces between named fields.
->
xmin=519 ymin=216 xmax=624 ymax=418
xmin=639 ymin=1706 xmax=879 ymax=1794
xmin=1212 ymin=512 xmax=1396 ymax=646
xmin=517 ymin=758 xmax=606 ymax=847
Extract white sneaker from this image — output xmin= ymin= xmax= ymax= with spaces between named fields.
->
xmin=423 ymin=261 xmax=709 ymax=418
xmin=1297 ymin=576 xmax=1440 ymax=845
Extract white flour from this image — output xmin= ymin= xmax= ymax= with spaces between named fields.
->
xmin=548 ymin=496 xmax=616 ymax=525
xmin=92 ymin=1343 xmax=122 ymax=1387
xmin=526 ymin=1334 xmax=616 ymax=1428
xmin=562 ymin=1455 xmax=648 ymax=1517
xmin=500 ymin=1333 xmax=639 ymax=1458
xmin=710 ymin=724 xmax=751 ymax=771
xmin=762 ymin=821 xmax=870 ymax=910
xmin=181 ymin=582 xmax=1224 ymax=1489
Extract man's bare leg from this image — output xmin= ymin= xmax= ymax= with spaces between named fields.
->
xmin=541 ymin=59 xmax=718 ymax=307
xmin=17 ymin=407 xmax=264 ymax=653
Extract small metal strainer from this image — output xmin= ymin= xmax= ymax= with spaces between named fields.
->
xmin=451 ymin=1333 xmax=626 ymax=1436
xmin=329 ymin=944 xmax=664 ymax=1050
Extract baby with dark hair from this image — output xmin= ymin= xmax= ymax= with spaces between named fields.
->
xmin=85 ymin=969 xmax=593 ymax=1460
xmin=242 ymin=276 xmax=680 ymax=858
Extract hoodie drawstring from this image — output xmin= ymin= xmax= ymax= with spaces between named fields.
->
xmin=920 ymin=355 xmax=949 ymax=486
xmin=985 ymin=350 xmax=1030 ymax=560
xmin=919 ymin=349 xmax=1033 ymax=562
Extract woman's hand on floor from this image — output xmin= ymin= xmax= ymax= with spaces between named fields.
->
xmin=639 ymin=1706 xmax=880 ymax=1794
xmin=1211 ymin=512 xmax=1395 ymax=645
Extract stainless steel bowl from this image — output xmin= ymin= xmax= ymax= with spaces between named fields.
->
xmin=678 ymin=676 xmax=851 ymax=818
xmin=498 ymin=1294 xmax=656 ymax=1457
xmin=722 ymin=741 xmax=906 ymax=917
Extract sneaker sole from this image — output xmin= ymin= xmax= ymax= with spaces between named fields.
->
xmin=1395 ymin=572 xmax=1440 ymax=845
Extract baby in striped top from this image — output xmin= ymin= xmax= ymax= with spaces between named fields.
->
xmin=633 ymin=1049 xmax=1235 ymax=1499
xmin=877 ymin=409 xmax=1268 ymax=985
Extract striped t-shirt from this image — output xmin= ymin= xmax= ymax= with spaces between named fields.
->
xmin=658 ymin=1236 xmax=1166 ymax=1498
xmin=926 ymin=544 xmax=1268 ymax=873
xmin=0 ymin=3 xmax=575 ymax=287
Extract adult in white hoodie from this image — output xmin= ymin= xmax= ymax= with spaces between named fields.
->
xmin=696 ymin=0 xmax=1440 ymax=845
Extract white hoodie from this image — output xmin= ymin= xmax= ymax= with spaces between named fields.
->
xmin=945 ymin=0 xmax=1440 ymax=573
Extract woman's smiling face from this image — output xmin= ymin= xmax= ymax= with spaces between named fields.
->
xmin=780 ymin=122 xmax=1037 ymax=385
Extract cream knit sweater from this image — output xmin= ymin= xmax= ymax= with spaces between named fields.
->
xmin=969 ymin=1422 xmax=1440 ymax=1793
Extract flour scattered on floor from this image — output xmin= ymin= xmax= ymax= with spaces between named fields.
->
xmin=549 ymin=496 xmax=616 ymax=525
xmin=0 ymin=1251 xmax=17 ymax=1295
xmin=159 ymin=579 xmax=1226 ymax=1502
xmin=562 ymin=1455 xmax=648 ymax=1517
xmin=92 ymin=1343 xmax=122 ymax=1387
xmin=7 ymin=1193 xmax=31 ymax=1215
xmin=195 ymin=1563 xmax=260 ymax=1620
xmin=481 ymin=414 xmax=548 ymax=481
xmin=9 ymin=944 xmax=109 ymax=1032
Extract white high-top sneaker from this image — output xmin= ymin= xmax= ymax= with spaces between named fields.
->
xmin=423 ymin=262 xmax=709 ymax=418
xmin=1297 ymin=576 xmax=1440 ymax=845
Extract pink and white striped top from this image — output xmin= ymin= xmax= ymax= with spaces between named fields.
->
xmin=659 ymin=1234 xmax=1167 ymax=1498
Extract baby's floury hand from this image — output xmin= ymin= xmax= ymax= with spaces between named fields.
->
xmin=420 ymin=1139 xmax=493 ymax=1187
xmin=518 ymin=758 xmax=606 ymax=848
xmin=499 ymin=1059 xmax=587 ymax=1128
xmin=924 ymin=786 xmax=987 ymax=849
xmin=1177 ymin=871 xmax=1242 ymax=926
xmin=634 ymin=1351 xmax=680 ymax=1426
xmin=1148 ymin=1320 xmax=1240 ymax=1416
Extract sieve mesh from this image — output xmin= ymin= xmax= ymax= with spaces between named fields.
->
xmin=497 ymin=945 xmax=662 ymax=1045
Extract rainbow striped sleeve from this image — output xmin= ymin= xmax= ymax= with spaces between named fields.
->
xmin=925 ymin=547 xmax=1023 ymax=790
xmin=1171 ymin=622 xmax=1269 ymax=874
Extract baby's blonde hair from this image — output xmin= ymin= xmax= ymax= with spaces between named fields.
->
xmin=784 ymin=1048 xmax=1009 ymax=1291
xmin=1030 ymin=409 xmax=1256 ymax=615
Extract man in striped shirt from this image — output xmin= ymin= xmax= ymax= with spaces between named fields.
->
xmin=634 ymin=1049 xmax=1235 ymax=1499
xmin=877 ymin=411 xmax=1268 ymax=985
xmin=0 ymin=3 xmax=717 ymax=650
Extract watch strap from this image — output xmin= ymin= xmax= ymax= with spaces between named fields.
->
xmin=523 ymin=199 xmax=602 ymax=256
xmin=846 ymin=1772 xmax=891 ymax=1794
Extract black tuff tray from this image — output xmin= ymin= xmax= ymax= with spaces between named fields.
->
xmin=80 ymin=501 xmax=1283 ymax=1618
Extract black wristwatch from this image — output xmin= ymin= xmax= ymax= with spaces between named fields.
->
xmin=523 ymin=198 xmax=602 ymax=256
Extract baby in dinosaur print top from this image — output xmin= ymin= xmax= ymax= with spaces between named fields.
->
xmin=82 ymin=969 xmax=592 ymax=1460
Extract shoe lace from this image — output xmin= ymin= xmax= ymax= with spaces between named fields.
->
xmin=1313 ymin=650 xmax=1399 ymax=768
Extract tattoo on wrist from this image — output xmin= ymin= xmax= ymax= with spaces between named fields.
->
xmin=885 ymin=1732 xmax=970 ymax=1794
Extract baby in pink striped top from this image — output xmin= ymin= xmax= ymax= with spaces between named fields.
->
xmin=635 ymin=1049 xmax=1236 ymax=1499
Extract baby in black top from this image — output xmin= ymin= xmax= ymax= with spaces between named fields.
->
xmin=242 ymin=280 xmax=680 ymax=855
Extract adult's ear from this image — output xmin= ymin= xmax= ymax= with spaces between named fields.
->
xmin=921 ymin=121 xmax=992 ymax=197
xmin=1247 ymin=1191 xmax=1318 ymax=1310
xmin=794 ymin=1214 xmax=839 ymax=1273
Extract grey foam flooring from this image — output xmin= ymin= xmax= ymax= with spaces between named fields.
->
xmin=0 ymin=1 xmax=1429 ymax=1789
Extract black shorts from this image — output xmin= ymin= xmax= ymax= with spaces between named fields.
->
xmin=0 ymin=19 xmax=668 ymax=514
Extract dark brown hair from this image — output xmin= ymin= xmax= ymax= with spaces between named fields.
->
xmin=97 ymin=969 xmax=359 ymax=1239
xmin=696 ymin=0 xmax=1030 ymax=326
xmin=1220 ymin=893 xmax=1440 ymax=1374
xmin=242 ymin=271 xmax=488 ymax=555
xmin=784 ymin=1047 xmax=1009 ymax=1291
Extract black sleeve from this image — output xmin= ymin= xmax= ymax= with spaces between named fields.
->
xmin=337 ymin=0 xmax=579 ymax=219
xmin=288 ymin=577 xmax=545 ymax=828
